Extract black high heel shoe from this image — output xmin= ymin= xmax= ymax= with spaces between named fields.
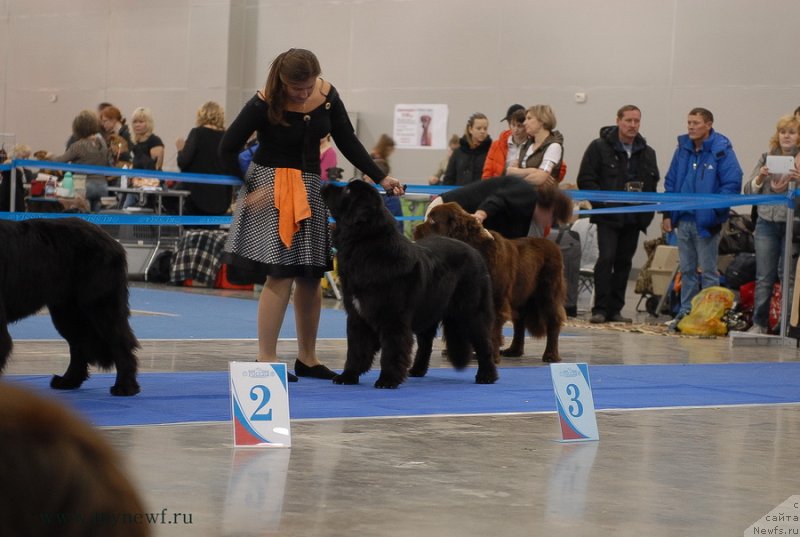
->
xmin=294 ymin=359 xmax=336 ymax=380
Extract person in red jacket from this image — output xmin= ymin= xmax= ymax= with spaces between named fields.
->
xmin=482 ymin=104 xmax=526 ymax=179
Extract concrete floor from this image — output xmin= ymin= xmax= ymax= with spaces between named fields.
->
xmin=6 ymin=283 xmax=800 ymax=537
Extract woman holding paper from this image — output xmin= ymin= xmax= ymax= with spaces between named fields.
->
xmin=743 ymin=114 xmax=800 ymax=333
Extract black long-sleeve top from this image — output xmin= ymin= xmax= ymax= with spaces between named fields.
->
xmin=176 ymin=126 xmax=232 ymax=215
xmin=219 ymin=85 xmax=386 ymax=182
xmin=440 ymin=175 xmax=539 ymax=238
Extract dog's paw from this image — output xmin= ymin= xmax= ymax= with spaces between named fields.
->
xmin=475 ymin=368 xmax=498 ymax=384
xmin=374 ymin=375 xmax=401 ymax=389
xmin=542 ymin=353 xmax=561 ymax=363
xmin=408 ymin=365 xmax=428 ymax=377
xmin=50 ymin=374 xmax=84 ymax=390
xmin=110 ymin=382 xmax=141 ymax=396
xmin=500 ymin=347 xmax=523 ymax=358
xmin=332 ymin=372 xmax=359 ymax=385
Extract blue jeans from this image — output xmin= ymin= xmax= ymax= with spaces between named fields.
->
xmin=753 ymin=219 xmax=791 ymax=327
xmin=675 ymin=220 xmax=721 ymax=315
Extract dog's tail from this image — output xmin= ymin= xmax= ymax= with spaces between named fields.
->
xmin=524 ymin=251 xmax=566 ymax=338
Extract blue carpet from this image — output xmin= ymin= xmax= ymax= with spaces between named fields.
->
xmin=7 ymin=288 xmax=348 ymax=340
xmin=6 ymin=362 xmax=799 ymax=427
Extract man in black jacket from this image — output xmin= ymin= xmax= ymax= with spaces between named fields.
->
xmin=577 ymin=105 xmax=660 ymax=323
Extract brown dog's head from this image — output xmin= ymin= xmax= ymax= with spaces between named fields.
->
xmin=413 ymin=202 xmax=492 ymax=245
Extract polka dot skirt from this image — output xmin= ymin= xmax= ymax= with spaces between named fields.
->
xmin=224 ymin=163 xmax=332 ymax=278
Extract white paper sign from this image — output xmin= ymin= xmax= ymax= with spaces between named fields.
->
xmin=550 ymin=363 xmax=599 ymax=442
xmin=393 ymin=104 xmax=449 ymax=149
xmin=766 ymin=155 xmax=796 ymax=175
xmin=229 ymin=362 xmax=291 ymax=448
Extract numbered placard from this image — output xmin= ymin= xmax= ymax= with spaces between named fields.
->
xmin=229 ymin=362 xmax=291 ymax=448
xmin=550 ymin=363 xmax=599 ymax=442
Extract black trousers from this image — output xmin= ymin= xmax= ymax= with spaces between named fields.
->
xmin=592 ymin=223 xmax=640 ymax=316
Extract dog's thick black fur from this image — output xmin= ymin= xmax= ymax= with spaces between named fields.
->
xmin=0 ymin=218 xmax=140 ymax=396
xmin=321 ymin=180 xmax=497 ymax=388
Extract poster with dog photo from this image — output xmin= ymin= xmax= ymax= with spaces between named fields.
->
xmin=393 ymin=104 xmax=448 ymax=149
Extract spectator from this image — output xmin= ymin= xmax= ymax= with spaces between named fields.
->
xmin=174 ymin=101 xmax=233 ymax=216
xmin=50 ymin=109 xmax=113 ymax=212
xmin=319 ymin=134 xmax=338 ymax=181
xmin=1 ymin=144 xmax=35 ymax=211
xmin=0 ymin=382 xmax=150 ymax=537
xmin=663 ymin=107 xmax=743 ymax=332
xmin=130 ymin=107 xmax=164 ymax=171
xmin=99 ymin=105 xmax=132 ymax=165
xmin=365 ymin=134 xmax=401 ymax=231
xmin=66 ymin=101 xmax=112 ymax=149
xmin=428 ymin=134 xmax=460 ymax=185
xmin=743 ymin=115 xmax=800 ymax=333
xmin=577 ymin=105 xmax=661 ymax=324
xmin=506 ymin=105 xmax=563 ymax=187
xmin=125 ymin=107 xmax=165 ymax=209
xmin=482 ymin=104 xmax=526 ymax=178
xmin=441 ymin=113 xmax=492 ymax=186
xmin=218 ymin=48 xmax=403 ymax=382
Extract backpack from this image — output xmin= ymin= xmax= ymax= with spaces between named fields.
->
xmin=718 ymin=210 xmax=754 ymax=254
xmin=723 ymin=252 xmax=756 ymax=290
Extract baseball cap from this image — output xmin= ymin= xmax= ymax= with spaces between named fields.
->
xmin=502 ymin=104 xmax=525 ymax=122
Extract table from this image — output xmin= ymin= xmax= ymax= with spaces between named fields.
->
xmin=107 ymin=187 xmax=190 ymax=281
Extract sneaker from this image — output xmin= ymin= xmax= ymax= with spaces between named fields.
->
xmin=746 ymin=324 xmax=767 ymax=334
xmin=589 ymin=313 xmax=607 ymax=324
xmin=666 ymin=314 xmax=684 ymax=333
xmin=607 ymin=313 xmax=633 ymax=323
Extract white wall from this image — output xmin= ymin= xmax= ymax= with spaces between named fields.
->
xmin=1 ymin=0 xmax=797 ymax=266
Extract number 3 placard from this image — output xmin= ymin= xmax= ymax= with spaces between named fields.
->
xmin=549 ymin=363 xmax=599 ymax=442
xmin=229 ymin=362 xmax=292 ymax=448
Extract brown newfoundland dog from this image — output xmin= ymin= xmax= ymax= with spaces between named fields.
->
xmin=0 ymin=218 xmax=140 ymax=395
xmin=414 ymin=202 xmax=566 ymax=363
xmin=321 ymin=180 xmax=497 ymax=388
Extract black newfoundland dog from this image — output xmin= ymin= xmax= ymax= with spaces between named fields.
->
xmin=0 ymin=218 xmax=140 ymax=396
xmin=321 ymin=180 xmax=497 ymax=389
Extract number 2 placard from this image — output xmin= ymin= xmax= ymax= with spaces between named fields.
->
xmin=229 ymin=362 xmax=292 ymax=448
xmin=549 ymin=363 xmax=599 ymax=442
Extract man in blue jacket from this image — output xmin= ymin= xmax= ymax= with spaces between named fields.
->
xmin=662 ymin=108 xmax=742 ymax=331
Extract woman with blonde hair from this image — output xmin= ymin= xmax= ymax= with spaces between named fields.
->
xmin=506 ymin=104 xmax=564 ymax=186
xmin=130 ymin=107 xmax=164 ymax=171
xmin=743 ymin=114 xmax=800 ymax=333
xmin=174 ymin=101 xmax=232 ymax=215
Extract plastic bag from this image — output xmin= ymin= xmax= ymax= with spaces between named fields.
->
xmin=677 ymin=286 xmax=735 ymax=336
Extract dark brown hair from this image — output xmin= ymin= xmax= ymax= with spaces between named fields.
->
xmin=264 ymin=48 xmax=321 ymax=126
xmin=0 ymin=382 xmax=150 ymax=536
xmin=536 ymin=184 xmax=573 ymax=225
xmin=72 ymin=110 xmax=101 ymax=139
xmin=689 ymin=107 xmax=714 ymax=123
xmin=371 ymin=134 xmax=396 ymax=160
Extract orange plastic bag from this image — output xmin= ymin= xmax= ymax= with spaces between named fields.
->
xmin=677 ymin=286 xmax=735 ymax=336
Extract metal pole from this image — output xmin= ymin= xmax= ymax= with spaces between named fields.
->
xmin=780 ymin=181 xmax=795 ymax=338
xmin=9 ymin=164 xmax=17 ymax=212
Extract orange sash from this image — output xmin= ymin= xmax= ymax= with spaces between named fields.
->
xmin=274 ymin=168 xmax=312 ymax=248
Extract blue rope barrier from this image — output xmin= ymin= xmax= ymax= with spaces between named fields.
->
xmin=0 ymin=212 xmax=232 ymax=226
xmin=13 ymin=159 xmax=243 ymax=186
xmin=0 ymin=163 xmax=11 ymax=172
